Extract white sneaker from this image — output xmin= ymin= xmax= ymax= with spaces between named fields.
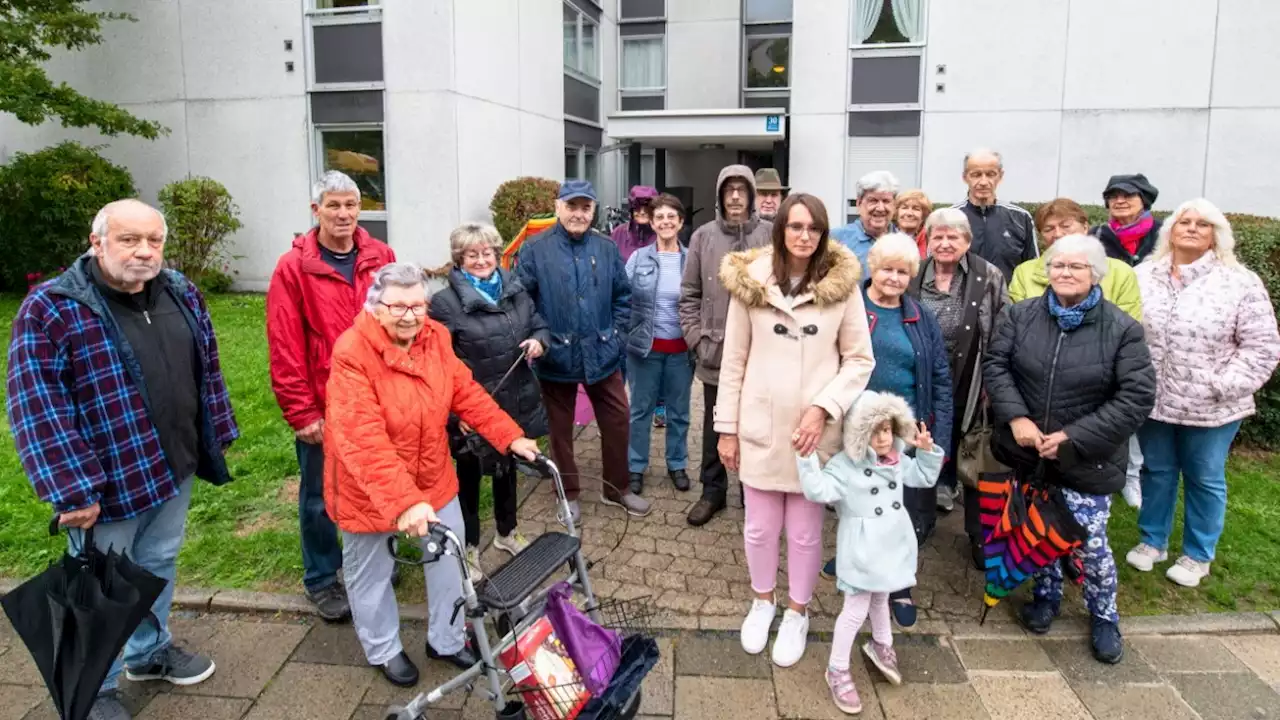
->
xmin=1125 ymin=543 xmax=1167 ymax=572
xmin=740 ymin=597 xmax=777 ymax=655
xmin=1121 ymin=477 xmax=1142 ymax=509
xmin=493 ymin=532 xmax=530 ymax=557
xmin=770 ymin=608 xmax=809 ymax=668
xmin=464 ymin=546 xmax=485 ymax=583
xmin=1166 ymin=556 xmax=1211 ymax=587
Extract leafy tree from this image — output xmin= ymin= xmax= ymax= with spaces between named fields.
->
xmin=158 ymin=176 xmax=243 ymax=293
xmin=1 ymin=0 xmax=167 ymax=138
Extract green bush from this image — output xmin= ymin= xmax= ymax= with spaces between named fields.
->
xmin=158 ymin=176 xmax=243 ymax=291
xmin=489 ymin=177 xmax=560 ymax=244
xmin=1015 ymin=202 xmax=1280 ymax=449
xmin=0 ymin=142 xmax=137 ymax=291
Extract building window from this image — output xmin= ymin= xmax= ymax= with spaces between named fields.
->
xmin=745 ymin=36 xmax=790 ymax=89
xmin=744 ymin=0 xmax=792 ymax=23
xmin=565 ymin=145 xmax=599 ymax=187
xmin=311 ymin=0 xmax=379 ymax=12
xmin=853 ymin=0 xmax=924 ymax=45
xmin=564 ymin=2 xmax=600 ymax=81
xmin=620 ymin=37 xmax=665 ymax=91
xmin=319 ymin=128 xmax=386 ymax=211
xmin=620 ymin=151 xmax=657 ymax=189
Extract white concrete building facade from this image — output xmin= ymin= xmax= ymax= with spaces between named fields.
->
xmin=2 ymin=0 xmax=1278 ymax=288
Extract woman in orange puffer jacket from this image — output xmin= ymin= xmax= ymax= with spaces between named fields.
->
xmin=323 ymin=262 xmax=540 ymax=688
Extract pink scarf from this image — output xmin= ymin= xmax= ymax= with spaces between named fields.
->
xmin=1109 ymin=212 xmax=1154 ymax=256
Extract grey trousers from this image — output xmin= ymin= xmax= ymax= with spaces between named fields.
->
xmin=1126 ymin=434 xmax=1144 ymax=482
xmin=342 ymin=498 xmax=466 ymax=665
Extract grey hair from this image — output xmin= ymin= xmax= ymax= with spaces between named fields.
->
xmin=449 ymin=223 xmax=504 ymax=266
xmin=866 ymin=232 xmax=922 ymax=278
xmin=963 ymin=147 xmax=1003 ymax=171
xmin=91 ymin=199 xmax=168 ymax=241
xmin=364 ymin=262 xmax=429 ymax=311
xmin=924 ymin=207 xmax=972 ymax=240
xmin=1044 ymin=234 xmax=1109 ymax=285
xmin=1150 ymin=198 xmax=1241 ymax=268
xmin=855 ymin=170 xmax=900 ymax=201
xmin=311 ymin=170 xmax=362 ymax=205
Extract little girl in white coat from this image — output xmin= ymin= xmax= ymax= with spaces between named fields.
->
xmin=797 ymin=391 xmax=943 ymax=715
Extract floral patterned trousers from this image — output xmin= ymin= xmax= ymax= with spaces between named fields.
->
xmin=1032 ymin=488 xmax=1120 ymax=623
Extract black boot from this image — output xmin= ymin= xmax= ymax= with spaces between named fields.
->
xmin=668 ymin=469 xmax=691 ymax=492
xmin=377 ymin=651 xmax=419 ymax=687
xmin=629 ymin=472 xmax=644 ymax=495
xmin=687 ymin=496 xmax=726 ymax=527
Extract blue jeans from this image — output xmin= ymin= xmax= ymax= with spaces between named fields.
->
xmin=297 ymin=440 xmax=342 ymax=593
xmin=73 ymin=477 xmax=194 ymax=692
xmin=1032 ymin=488 xmax=1119 ymax=623
xmin=626 ymin=349 xmax=693 ymax=473
xmin=1137 ymin=418 xmax=1242 ymax=563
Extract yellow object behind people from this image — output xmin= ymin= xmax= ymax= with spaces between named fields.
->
xmin=1008 ymin=258 xmax=1143 ymax=322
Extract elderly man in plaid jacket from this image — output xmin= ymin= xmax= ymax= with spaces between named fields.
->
xmin=6 ymin=199 xmax=239 ymax=720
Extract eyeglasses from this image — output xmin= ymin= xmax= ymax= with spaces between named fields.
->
xmin=380 ymin=302 xmax=429 ymax=317
xmin=1048 ymin=262 xmax=1091 ymax=275
xmin=785 ymin=223 xmax=821 ymax=236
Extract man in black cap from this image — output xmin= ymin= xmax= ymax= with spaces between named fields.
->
xmin=1090 ymin=174 xmax=1162 ymax=266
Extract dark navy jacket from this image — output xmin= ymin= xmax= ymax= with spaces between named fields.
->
xmin=863 ymin=285 xmax=954 ymax=452
xmin=516 ymin=222 xmax=631 ymax=384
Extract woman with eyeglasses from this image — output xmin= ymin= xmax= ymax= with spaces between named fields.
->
xmin=324 ymin=262 xmax=540 ymax=687
xmin=984 ymin=234 xmax=1156 ymax=664
xmin=716 ymin=193 xmax=874 ymax=667
xmin=429 ymin=224 xmax=549 ymax=583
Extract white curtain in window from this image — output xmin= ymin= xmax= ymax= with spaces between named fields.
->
xmin=622 ymin=38 xmax=664 ymax=89
xmin=891 ymin=0 xmax=923 ymax=42
xmin=853 ymin=0 xmax=884 ymax=44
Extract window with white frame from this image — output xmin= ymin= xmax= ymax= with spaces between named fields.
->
xmin=318 ymin=127 xmax=386 ymax=211
xmin=620 ymin=151 xmax=657 ymax=189
xmin=564 ymin=3 xmax=600 ymax=80
xmin=310 ymin=0 xmax=379 ymax=12
xmin=565 ymin=145 xmax=599 ymax=187
xmin=620 ymin=37 xmax=664 ymax=91
xmin=852 ymin=0 xmax=924 ymax=45
xmin=744 ymin=0 xmax=792 ymax=23
xmin=744 ymin=35 xmax=790 ymax=89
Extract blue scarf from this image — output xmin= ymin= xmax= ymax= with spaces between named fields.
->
xmin=463 ymin=269 xmax=503 ymax=305
xmin=1047 ymin=285 xmax=1102 ymax=331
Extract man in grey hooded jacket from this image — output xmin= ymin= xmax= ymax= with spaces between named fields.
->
xmin=678 ymin=165 xmax=773 ymax=526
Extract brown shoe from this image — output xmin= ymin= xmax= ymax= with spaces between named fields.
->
xmin=686 ymin=497 xmax=726 ymax=527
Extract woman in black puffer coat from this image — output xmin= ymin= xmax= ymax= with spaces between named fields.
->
xmin=429 ymin=223 xmax=550 ymax=581
xmin=983 ymin=234 xmax=1155 ymax=666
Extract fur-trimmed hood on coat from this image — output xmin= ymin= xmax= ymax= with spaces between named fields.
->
xmin=718 ymin=242 xmax=862 ymax=309
xmin=842 ymin=391 xmax=917 ymax=460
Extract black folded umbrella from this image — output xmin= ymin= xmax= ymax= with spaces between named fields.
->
xmin=1 ymin=520 xmax=167 ymax=720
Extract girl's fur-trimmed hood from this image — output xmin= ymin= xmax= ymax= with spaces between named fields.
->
xmin=718 ymin=242 xmax=862 ymax=309
xmin=843 ymin=391 xmax=917 ymax=459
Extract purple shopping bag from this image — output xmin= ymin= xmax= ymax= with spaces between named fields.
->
xmin=544 ymin=582 xmax=621 ymax=695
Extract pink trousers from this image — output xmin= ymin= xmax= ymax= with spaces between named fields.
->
xmin=742 ymin=485 xmax=826 ymax=606
xmin=829 ymin=592 xmax=892 ymax=671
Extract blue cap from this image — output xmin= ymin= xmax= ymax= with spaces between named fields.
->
xmin=558 ymin=179 xmax=597 ymax=202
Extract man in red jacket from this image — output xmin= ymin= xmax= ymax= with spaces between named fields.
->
xmin=267 ymin=170 xmax=396 ymax=621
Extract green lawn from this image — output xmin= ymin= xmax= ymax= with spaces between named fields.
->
xmin=0 ymin=293 xmax=1276 ymax=613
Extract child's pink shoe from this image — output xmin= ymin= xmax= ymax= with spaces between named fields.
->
xmin=862 ymin=640 xmax=902 ymax=685
xmin=825 ymin=668 xmax=863 ymax=715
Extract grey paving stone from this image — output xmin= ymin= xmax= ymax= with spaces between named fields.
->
xmin=673 ymin=635 xmax=771 ymax=678
xmin=876 ymin=683 xmax=991 ymax=720
xmin=952 ymin=638 xmax=1055 ymax=672
xmin=360 ymin=624 xmax=468 ymax=711
xmin=1223 ymin=635 xmax=1280 ymax=688
xmin=1070 ymin=682 xmax=1200 ymax=720
xmin=135 ymin=694 xmax=251 ymax=720
xmin=209 ymin=589 xmax=316 ymax=616
xmin=351 ymin=707 xmax=461 ymax=720
xmin=1124 ymin=612 xmax=1278 ymax=636
xmin=868 ymin=635 xmax=967 ymax=684
xmin=175 ymin=619 xmax=309 ymax=698
xmin=244 ymin=662 xmax=372 ymax=720
xmin=290 ymin=621 xmax=371 ymax=666
xmin=674 ymin=676 xmax=777 ymax=720
xmin=638 ymin=637 xmax=674 ymax=716
xmin=1170 ymin=671 xmax=1280 ymax=720
xmin=1038 ymin=638 xmax=1160 ymax=684
xmin=0 ymin=684 xmax=45 ymax=720
xmin=970 ymin=674 xmax=1091 ymax=720
xmin=773 ymin=641 xmax=883 ymax=720
xmin=1130 ymin=635 xmax=1249 ymax=673
xmin=0 ymin=641 xmax=42 ymax=685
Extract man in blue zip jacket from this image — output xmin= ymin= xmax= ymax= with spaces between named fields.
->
xmin=517 ymin=180 xmax=652 ymax=523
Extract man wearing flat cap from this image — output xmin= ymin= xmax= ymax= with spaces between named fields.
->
xmin=1091 ymin=173 xmax=1162 ymax=266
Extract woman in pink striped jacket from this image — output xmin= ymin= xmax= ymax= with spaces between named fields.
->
xmin=1127 ymin=198 xmax=1280 ymax=588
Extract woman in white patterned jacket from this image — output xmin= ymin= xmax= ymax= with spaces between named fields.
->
xmin=1126 ymin=198 xmax=1280 ymax=588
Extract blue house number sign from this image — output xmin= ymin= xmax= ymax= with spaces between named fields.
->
xmin=765 ymin=115 xmax=780 ymax=132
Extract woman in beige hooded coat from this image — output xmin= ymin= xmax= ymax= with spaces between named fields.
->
xmin=715 ymin=193 xmax=875 ymax=668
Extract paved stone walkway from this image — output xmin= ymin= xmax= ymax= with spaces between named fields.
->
xmin=4 ymin=609 xmax=1280 ymax=719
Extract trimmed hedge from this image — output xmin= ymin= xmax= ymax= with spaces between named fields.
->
xmin=1015 ymin=202 xmax=1280 ymax=449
